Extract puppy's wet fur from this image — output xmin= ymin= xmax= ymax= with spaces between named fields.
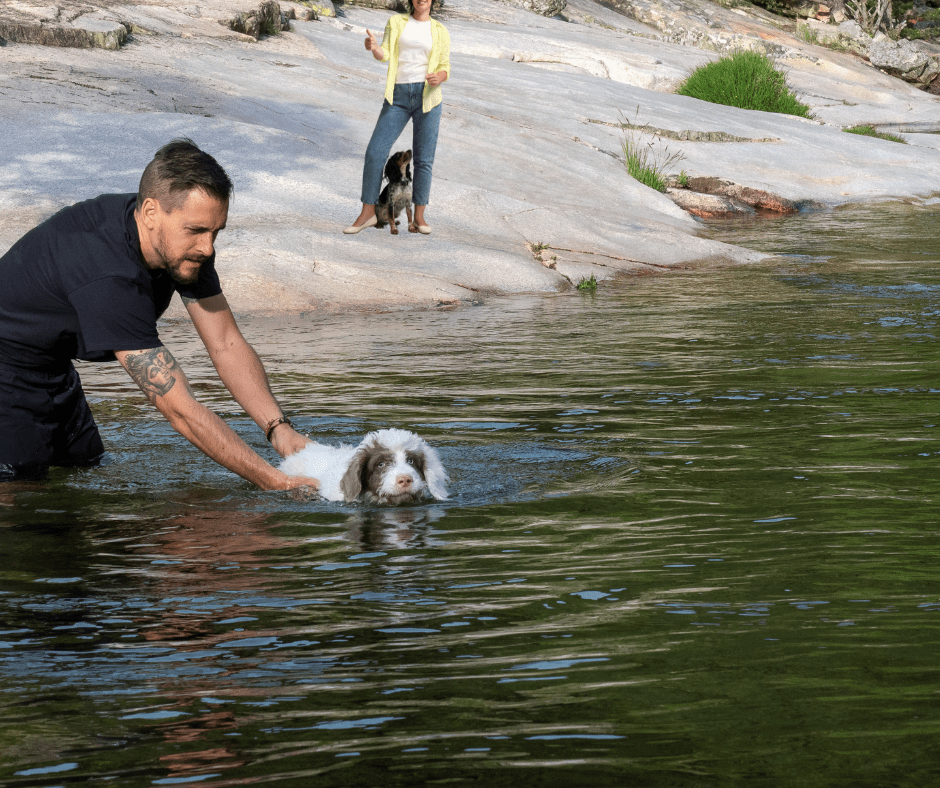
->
xmin=341 ymin=436 xmax=434 ymax=505
xmin=375 ymin=149 xmax=413 ymax=235
xmin=279 ymin=428 xmax=448 ymax=505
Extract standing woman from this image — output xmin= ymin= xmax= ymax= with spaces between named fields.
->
xmin=344 ymin=0 xmax=450 ymax=235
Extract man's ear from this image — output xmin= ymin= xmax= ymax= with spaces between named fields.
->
xmin=137 ymin=197 xmax=161 ymax=230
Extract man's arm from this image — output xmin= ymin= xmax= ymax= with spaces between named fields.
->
xmin=183 ymin=293 xmax=311 ymax=458
xmin=116 ymin=345 xmax=317 ymax=491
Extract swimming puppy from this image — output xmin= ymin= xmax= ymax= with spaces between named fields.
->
xmin=374 ymin=150 xmax=413 ymax=235
xmin=279 ymin=428 xmax=448 ymax=504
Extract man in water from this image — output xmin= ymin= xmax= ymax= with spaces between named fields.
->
xmin=0 ymin=138 xmax=318 ymax=491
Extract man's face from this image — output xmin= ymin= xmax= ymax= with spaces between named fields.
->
xmin=150 ymin=190 xmax=228 ymax=286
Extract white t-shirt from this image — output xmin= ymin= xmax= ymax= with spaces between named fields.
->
xmin=395 ymin=18 xmax=432 ymax=84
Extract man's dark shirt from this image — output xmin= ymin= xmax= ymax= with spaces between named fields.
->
xmin=0 ymin=194 xmax=222 ymax=371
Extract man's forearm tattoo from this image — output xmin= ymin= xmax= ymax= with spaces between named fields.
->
xmin=124 ymin=346 xmax=179 ymax=400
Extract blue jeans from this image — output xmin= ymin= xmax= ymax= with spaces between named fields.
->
xmin=361 ymin=82 xmax=442 ymax=207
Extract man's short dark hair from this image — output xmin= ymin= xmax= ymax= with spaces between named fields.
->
xmin=137 ymin=138 xmax=233 ymax=212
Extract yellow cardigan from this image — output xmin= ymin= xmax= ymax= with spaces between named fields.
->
xmin=379 ymin=14 xmax=451 ymax=114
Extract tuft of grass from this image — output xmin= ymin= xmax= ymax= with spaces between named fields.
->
xmin=844 ymin=124 xmax=907 ymax=143
xmin=796 ymin=23 xmax=819 ymax=44
xmin=620 ymin=112 xmax=687 ymax=193
xmin=677 ymin=170 xmax=690 ymax=188
xmin=675 ymin=50 xmax=814 ymax=119
xmin=577 ymin=274 xmax=598 ymax=291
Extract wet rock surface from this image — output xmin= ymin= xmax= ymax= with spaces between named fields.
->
xmin=665 ymin=187 xmax=756 ymax=218
xmin=680 ymin=177 xmax=802 ymax=213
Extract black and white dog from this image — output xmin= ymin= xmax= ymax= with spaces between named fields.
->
xmin=374 ymin=149 xmax=413 ymax=235
xmin=279 ymin=428 xmax=448 ymax=504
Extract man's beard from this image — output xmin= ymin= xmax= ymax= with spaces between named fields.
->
xmin=155 ymin=231 xmax=206 ymax=286
xmin=166 ymin=257 xmax=204 ymax=286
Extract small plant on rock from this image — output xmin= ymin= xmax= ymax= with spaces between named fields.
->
xmin=796 ymin=23 xmax=820 ymax=43
xmin=620 ymin=111 xmax=687 ymax=193
xmin=675 ymin=50 xmax=814 ymax=119
xmin=844 ymin=124 xmax=908 ymax=143
xmin=577 ymin=274 xmax=598 ymax=291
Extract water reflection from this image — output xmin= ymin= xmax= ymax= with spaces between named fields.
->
xmin=346 ymin=507 xmax=448 ymax=551
xmin=2 ymin=203 xmax=940 ymax=786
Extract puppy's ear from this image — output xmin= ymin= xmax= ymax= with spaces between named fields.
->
xmin=340 ymin=448 xmax=368 ymax=502
xmin=421 ymin=443 xmax=449 ymax=500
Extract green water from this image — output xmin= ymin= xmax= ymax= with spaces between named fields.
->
xmin=1 ymin=202 xmax=938 ymax=786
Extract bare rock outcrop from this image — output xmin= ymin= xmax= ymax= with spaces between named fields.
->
xmin=340 ymin=0 xmax=441 ymax=10
xmin=683 ymin=177 xmax=800 ymax=212
xmin=595 ymin=0 xmax=777 ymax=52
xmin=665 ymin=177 xmax=812 ymax=218
xmin=665 ymin=188 xmax=756 ymax=218
xmin=798 ymin=20 xmax=940 ymax=92
xmin=224 ymin=0 xmax=293 ymax=38
xmin=501 ymin=0 xmax=568 ymax=17
xmin=869 ymin=35 xmax=940 ymax=90
xmin=0 ymin=6 xmax=129 ymax=50
xmin=801 ymin=19 xmax=871 ymax=51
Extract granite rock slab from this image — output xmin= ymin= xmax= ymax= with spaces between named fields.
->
xmin=0 ymin=0 xmax=938 ymax=315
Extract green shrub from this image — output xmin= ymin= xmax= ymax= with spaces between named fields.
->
xmin=900 ymin=9 xmax=940 ymax=40
xmin=747 ymin=0 xmax=807 ymax=16
xmin=844 ymin=124 xmax=907 ymax=143
xmin=675 ymin=50 xmax=814 ymax=119
xmin=577 ymin=274 xmax=598 ymax=291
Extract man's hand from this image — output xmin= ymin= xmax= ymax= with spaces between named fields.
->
xmin=269 ymin=423 xmax=312 ymax=459
xmin=280 ymin=474 xmax=321 ymax=493
xmin=283 ymin=476 xmax=320 ymax=501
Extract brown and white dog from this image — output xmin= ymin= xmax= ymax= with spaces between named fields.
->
xmin=279 ymin=428 xmax=448 ymax=504
xmin=374 ymin=150 xmax=413 ymax=235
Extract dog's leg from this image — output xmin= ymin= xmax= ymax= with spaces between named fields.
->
xmin=390 ymin=213 xmax=399 ymax=235
xmin=407 ymin=204 xmax=416 ymax=233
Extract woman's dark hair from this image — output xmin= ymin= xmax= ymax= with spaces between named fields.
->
xmin=402 ymin=0 xmax=438 ymax=15
xmin=137 ymin=138 xmax=233 ymax=212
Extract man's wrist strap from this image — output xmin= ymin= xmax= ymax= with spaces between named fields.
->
xmin=264 ymin=416 xmax=293 ymax=442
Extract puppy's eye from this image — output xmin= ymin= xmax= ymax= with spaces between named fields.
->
xmin=377 ymin=461 xmax=387 ymax=468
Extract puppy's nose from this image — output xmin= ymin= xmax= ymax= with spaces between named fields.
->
xmin=396 ymin=474 xmax=413 ymax=490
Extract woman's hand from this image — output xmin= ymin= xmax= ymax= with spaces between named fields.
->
xmin=425 ymin=70 xmax=448 ymax=87
xmin=365 ymin=29 xmax=384 ymax=59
